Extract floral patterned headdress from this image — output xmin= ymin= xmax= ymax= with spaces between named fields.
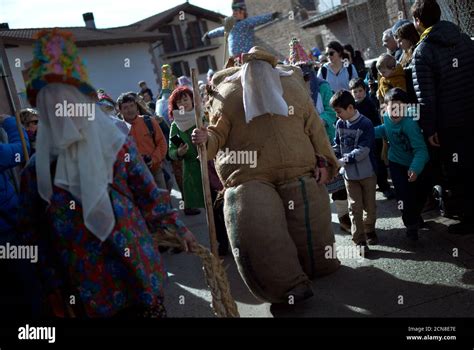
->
xmin=26 ymin=29 xmax=96 ymax=107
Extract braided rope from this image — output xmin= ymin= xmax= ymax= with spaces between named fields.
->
xmin=154 ymin=230 xmax=240 ymax=318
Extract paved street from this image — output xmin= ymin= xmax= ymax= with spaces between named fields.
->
xmin=163 ymin=187 xmax=474 ymax=318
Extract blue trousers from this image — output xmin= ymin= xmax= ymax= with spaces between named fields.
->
xmin=389 ymin=161 xmax=430 ymax=229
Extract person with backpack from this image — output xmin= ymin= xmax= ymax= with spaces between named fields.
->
xmin=317 ymin=41 xmax=358 ymax=93
xmin=411 ymin=0 xmax=474 ymax=235
xmin=117 ymin=92 xmax=168 ymax=190
xmin=343 ymin=44 xmax=366 ymax=79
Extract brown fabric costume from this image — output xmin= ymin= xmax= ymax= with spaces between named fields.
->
xmin=205 ymin=48 xmax=341 ymax=303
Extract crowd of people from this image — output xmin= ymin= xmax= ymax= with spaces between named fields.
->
xmin=0 ymin=0 xmax=472 ymax=318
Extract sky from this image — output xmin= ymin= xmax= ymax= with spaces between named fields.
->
xmin=0 ymin=0 xmax=233 ymax=29
xmin=0 ymin=0 xmax=341 ymax=29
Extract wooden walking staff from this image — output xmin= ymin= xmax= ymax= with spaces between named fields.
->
xmin=0 ymin=38 xmax=29 ymax=163
xmin=191 ymin=68 xmax=219 ymax=257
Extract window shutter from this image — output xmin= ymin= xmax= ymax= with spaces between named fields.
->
xmin=172 ymin=62 xmax=183 ymax=77
xmin=196 ymin=56 xmax=207 ymax=74
xmin=187 ymin=21 xmax=202 ymax=49
xmin=161 ymin=25 xmax=176 ymax=53
xmin=183 ymin=61 xmax=190 ymax=77
xmin=173 ymin=25 xmax=185 ymax=51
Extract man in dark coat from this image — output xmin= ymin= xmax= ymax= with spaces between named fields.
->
xmin=411 ymin=0 xmax=474 ymax=234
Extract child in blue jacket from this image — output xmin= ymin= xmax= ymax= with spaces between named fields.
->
xmin=330 ymin=90 xmax=378 ymax=254
xmin=375 ymin=88 xmax=430 ymax=240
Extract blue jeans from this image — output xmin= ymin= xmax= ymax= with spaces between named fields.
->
xmin=389 ymin=161 xmax=430 ymax=229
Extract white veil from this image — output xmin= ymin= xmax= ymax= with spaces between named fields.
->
xmin=35 ymin=83 xmax=127 ymax=242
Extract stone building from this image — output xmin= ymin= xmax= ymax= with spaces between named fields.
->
xmin=246 ymin=0 xmax=421 ymax=61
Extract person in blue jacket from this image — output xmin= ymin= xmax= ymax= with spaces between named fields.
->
xmin=202 ymin=0 xmax=279 ymax=62
xmin=374 ymin=88 xmax=430 ymax=241
xmin=0 ymin=115 xmax=29 ymax=234
xmin=0 ymin=114 xmax=41 ymax=319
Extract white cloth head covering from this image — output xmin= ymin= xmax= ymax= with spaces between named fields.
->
xmin=35 ymin=83 xmax=127 ymax=242
xmin=173 ymin=110 xmax=196 ymax=132
xmin=225 ymin=60 xmax=293 ymax=123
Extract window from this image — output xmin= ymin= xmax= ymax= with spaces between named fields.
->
xmin=196 ymin=55 xmax=217 ymax=74
xmin=171 ymin=61 xmax=190 ymax=77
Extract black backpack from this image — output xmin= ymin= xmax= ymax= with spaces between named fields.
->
xmin=143 ymin=115 xmax=156 ymax=147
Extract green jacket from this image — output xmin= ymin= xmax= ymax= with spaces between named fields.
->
xmin=169 ymin=122 xmax=204 ymax=209
xmin=319 ymin=81 xmax=337 ymax=143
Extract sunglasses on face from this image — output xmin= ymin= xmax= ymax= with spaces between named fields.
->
xmin=28 ymin=120 xmax=39 ymax=125
xmin=326 ymin=51 xmax=336 ymax=57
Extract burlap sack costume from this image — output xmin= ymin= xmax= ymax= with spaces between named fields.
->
xmin=205 ymin=47 xmax=341 ymax=303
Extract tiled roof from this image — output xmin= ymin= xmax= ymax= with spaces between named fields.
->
xmin=0 ymin=26 xmax=166 ymax=47
xmin=0 ymin=2 xmax=225 ymax=47
xmin=131 ymin=3 xmax=225 ymax=31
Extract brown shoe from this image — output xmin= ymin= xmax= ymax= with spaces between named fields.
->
xmin=339 ymin=214 xmax=351 ymax=233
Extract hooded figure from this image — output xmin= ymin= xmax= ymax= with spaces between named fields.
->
xmin=18 ymin=29 xmax=196 ymax=318
xmin=192 ymin=47 xmax=341 ymax=304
